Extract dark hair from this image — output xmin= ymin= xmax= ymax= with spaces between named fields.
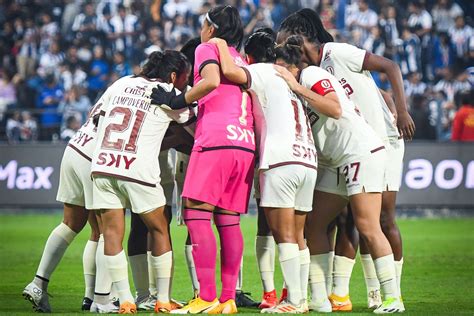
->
xmin=275 ymin=35 xmax=304 ymax=66
xmin=140 ymin=50 xmax=190 ymax=82
xmin=180 ymin=37 xmax=201 ymax=86
xmin=254 ymin=27 xmax=277 ymax=40
xmin=207 ymin=5 xmax=244 ymax=49
xmin=244 ymin=32 xmax=276 ymax=63
xmin=279 ymin=8 xmax=334 ymax=44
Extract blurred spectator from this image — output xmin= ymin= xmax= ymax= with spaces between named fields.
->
xmin=405 ymin=72 xmax=428 ymax=100
xmin=58 ymin=85 xmax=91 ymax=129
xmin=346 ymin=0 xmax=377 ymax=47
xmin=164 ymin=0 xmax=190 ymax=19
xmin=269 ymin=0 xmax=287 ymax=29
xmin=72 ymin=3 xmax=99 ymax=43
xmin=37 ymin=41 xmax=64 ymax=78
xmin=363 ymin=26 xmax=385 ymax=56
xmin=110 ymin=4 xmax=139 ymax=58
xmin=169 ymin=15 xmax=194 ymax=46
xmin=39 ymin=13 xmax=59 ymax=54
xmin=399 ymin=28 xmax=422 ymax=76
xmin=87 ymin=45 xmax=110 ymax=102
xmin=15 ymin=19 xmax=38 ymax=79
xmin=451 ymin=89 xmax=474 ymax=141
xmin=318 ymin=0 xmax=335 ymax=32
xmin=433 ymin=32 xmax=455 ymax=80
xmin=111 ymin=51 xmax=132 ymax=79
xmin=60 ymin=116 xmax=81 ymax=142
xmin=20 ymin=111 xmax=38 ymax=142
xmin=449 ymin=15 xmax=473 ymax=67
xmin=407 ymin=1 xmax=433 ymax=39
xmin=245 ymin=7 xmax=273 ymax=35
xmin=36 ymin=75 xmax=63 ymax=140
xmin=6 ymin=111 xmax=21 ymax=143
xmin=379 ymin=6 xmax=400 ymax=59
xmin=0 ymin=71 xmax=17 ymax=121
xmin=431 ymin=0 xmax=463 ymax=33
xmin=411 ymin=94 xmax=436 ymax=139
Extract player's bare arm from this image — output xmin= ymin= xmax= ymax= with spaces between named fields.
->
xmin=363 ymin=53 xmax=415 ymax=140
xmin=208 ymin=38 xmax=248 ymax=85
xmin=274 ymin=65 xmax=341 ymax=119
xmin=380 ymin=89 xmax=398 ymax=124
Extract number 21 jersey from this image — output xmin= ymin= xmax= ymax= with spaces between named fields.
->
xmin=91 ymin=75 xmax=194 ymax=187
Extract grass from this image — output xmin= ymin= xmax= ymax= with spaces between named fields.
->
xmin=0 ymin=214 xmax=473 ymax=315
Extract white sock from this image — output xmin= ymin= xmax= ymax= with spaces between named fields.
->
xmin=94 ymin=235 xmax=112 ymax=305
xmin=106 ymin=250 xmax=134 ymax=303
xmin=184 ymin=245 xmax=199 ymax=292
xmin=332 ymin=255 xmax=355 ymax=297
xmin=83 ymin=240 xmax=98 ymax=299
xmin=326 ymin=251 xmax=334 ymax=295
xmin=299 ymin=248 xmax=310 ymax=300
xmin=395 ymin=258 xmax=403 ymax=298
xmin=151 ymin=251 xmax=173 ymax=303
xmin=34 ymin=223 xmax=77 ymax=290
xmin=256 ymin=235 xmax=275 ymax=292
xmin=374 ymin=254 xmax=398 ymax=299
xmin=147 ymin=251 xmax=157 ymax=296
xmin=309 ymin=253 xmax=330 ymax=303
xmin=361 ymin=254 xmax=380 ymax=294
xmin=236 ymin=258 xmax=243 ymax=291
xmin=278 ymin=243 xmax=302 ymax=305
xmin=129 ymin=254 xmax=149 ymax=300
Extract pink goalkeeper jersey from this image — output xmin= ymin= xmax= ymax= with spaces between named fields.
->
xmin=193 ymin=43 xmax=255 ymax=152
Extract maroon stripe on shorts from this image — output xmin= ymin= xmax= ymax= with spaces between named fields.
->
xmin=370 ymin=146 xmax=385 ymax=154
xmin=268 ymin=161 xmax=317 ymax=170
xmin=67 ymin=143 xmax=92 ymax=162
xmin=91 ymin=171 xmax=157 ymax=188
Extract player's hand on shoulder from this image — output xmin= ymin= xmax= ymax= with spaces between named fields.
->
xmin=274 ymin=65 xmax=299 ymax=92
xmin=150 ymin=84 xmax=188 ymax=110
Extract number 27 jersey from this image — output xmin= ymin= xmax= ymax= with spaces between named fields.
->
xmin=91 ymin=75 xmax=194 ymax=187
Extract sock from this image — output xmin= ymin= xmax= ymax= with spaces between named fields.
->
xmin=83 ymin=240 xmax=98 ymax=299
xmin=299 ymin=248 xmax=310 ymax=300
xmin=150 ymin=251 xmax=173 ymax=303
xmin=332 ymin=255 xmax=355 ymax=297
xmin=215 ymin=213 xmax=244 ymax=303
xmin=147 ymin=251 xmax=157 ymax=296
xmin=256 ymin=235 xmax=276 ymax=292
xmin=184 ymin=209 xmax=217 ymax=302
xmin=395 ymin=258 xmax=403 ymax=298
xmin=326 ymin=251 xmax=334 ymax=295
xmin=374 ymin=254 xmax=398 ymax=299
xmin=361 ymin=254 xmax=380 ymax=294
xmin=278 ymin=243 xmax=302 ymax=305
xmin=309 ymin=253 xmax=330 ymax=303
xmin=185 ymin=245 xmax=200 ymax=292
xmin=236 ymin=258 xmax=243 ymax=291
xmin=129 ymin=254 xmax=149 ymax=300
xmin=94 ymin=235 xmax=112 ymax=305
xmin=106 ymin=250 xmax=134 ymax=303
xmin=34 ymin=223 xmax=77 ymax=290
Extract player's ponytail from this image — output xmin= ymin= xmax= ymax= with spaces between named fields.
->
xmin=279 ymin=8 xmax=334 ymax=44
xmin=206 ymin=5 xmax=244 ymax=49
xmin=244 ymin=32 xmax=277 ymax=63
xmin=140 ymin=50 xmax=190 ymax=83
xmin=275 ymin=35 xmax=304 ymax=66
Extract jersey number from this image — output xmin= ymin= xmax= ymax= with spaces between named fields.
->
xmin=342 ymin=162 xmax=361 ymax=184
xmin=291 ymin=99 xmax=313 ymax=143
xmin=101 ymin=107 xmax=146 ymax=153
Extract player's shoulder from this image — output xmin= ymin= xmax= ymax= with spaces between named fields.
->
xmin=301 ymin=65 xmax=331 ymax=80
xmin=196 ymin=42 xmax=218 ymax=54
xmin=325 ymin=42 xmax=362 ymax=55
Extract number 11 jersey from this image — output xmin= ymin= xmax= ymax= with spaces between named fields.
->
xmin=91 ymin=75 xmax=194 ymax=187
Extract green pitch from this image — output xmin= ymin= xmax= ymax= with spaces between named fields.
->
xmin=0 ymin=214 xmax=473 ymax=315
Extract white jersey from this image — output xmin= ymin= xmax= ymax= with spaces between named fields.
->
xmin=91 ymin=75 xmax=194 ymax=187
xmin=244 ymin=63 xmax=317 ymax=170
xmin=300 ymin=66 xmax=384 ymax=167
xmin=67 ymin=90 xmax=111 ymax=161
xmin=318 ymin=42 xmax=399 ymax=141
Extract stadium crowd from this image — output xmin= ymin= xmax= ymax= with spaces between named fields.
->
xmin=0 ymin=0 xmax=473 ymax=143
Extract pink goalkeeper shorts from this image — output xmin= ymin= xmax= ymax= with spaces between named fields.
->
xmin=182 ymin=148 xmax=255 ymax=214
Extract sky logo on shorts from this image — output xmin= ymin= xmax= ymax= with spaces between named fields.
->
xmin=226 ymin=125 xmax=255 ymax=145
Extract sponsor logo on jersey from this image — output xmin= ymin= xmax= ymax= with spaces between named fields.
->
xmin=96 ymin=152 xmax=136 ymax=170
xmin=0 ymin=160 xmax=53 ymax=190
xmin=71 ymin=131 xmax=94 ymax=147
xmin=292 ymin=144 xmax=317 ymax=161
xmin=226 ymin=125 xmax=255 ymax=144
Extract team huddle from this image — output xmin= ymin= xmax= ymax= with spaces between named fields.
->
xmin=22 ymin=5 xmax=416 ymax=315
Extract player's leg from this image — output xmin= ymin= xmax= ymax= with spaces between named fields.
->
xmin=82 ymin=211 xmax=100 ymax=310
xmin=295 ymin=211 xmax=309 ymax=312
xmin=331 ymin=206 xmax=358 ymax=311
xmin=128 ymin=212 xmax=151 ymax=309
xmin=23 ymin=203 xmax=88 ymax=312
xmin=91 ymin=212 xmax=119 ymax=314
xmin=184 ymin=233 xmax=200 ymax=297
xmin=326 ymin=220 xmax=337 ymax=296
xmin=100 ymin=208 xmax=137 ymax=313
xmin=306 ymin=190 xmax=347 ymax=313
xmin=256 ymin=201 xmax=277 ymax=309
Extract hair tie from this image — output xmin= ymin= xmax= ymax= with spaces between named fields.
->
xmin=206 ymin=13 xmax=219 ymax=29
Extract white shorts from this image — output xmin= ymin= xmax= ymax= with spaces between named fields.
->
xmin=316 ymin=149 xmax=387 ymax=197
xmin=175 ymin=151 xmax=189 ymax=225
xmin=159 ymin=150 xmax=175 ymax=205
xmin=384 ymin=138 xmax=405 ymax=191
xmin=259 ymin=164 xmax=317 ymax=212
xmin=56 ymin=145 xmax=93 ymax=209
xmin=92 ymin=175 xmax=166 ymax=214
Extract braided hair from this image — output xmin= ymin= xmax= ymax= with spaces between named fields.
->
xmin=279 ymin=8 xmax=334 ymax=44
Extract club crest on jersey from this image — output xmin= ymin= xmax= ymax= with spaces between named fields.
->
xmin=325 ymin=66 xmax=334 ymax=75
xmin=226 ymin=125 xmax=255 ymax=145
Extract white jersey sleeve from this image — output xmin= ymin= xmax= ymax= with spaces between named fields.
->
xmin=329 ymin=43 xmax=366 ymax=73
